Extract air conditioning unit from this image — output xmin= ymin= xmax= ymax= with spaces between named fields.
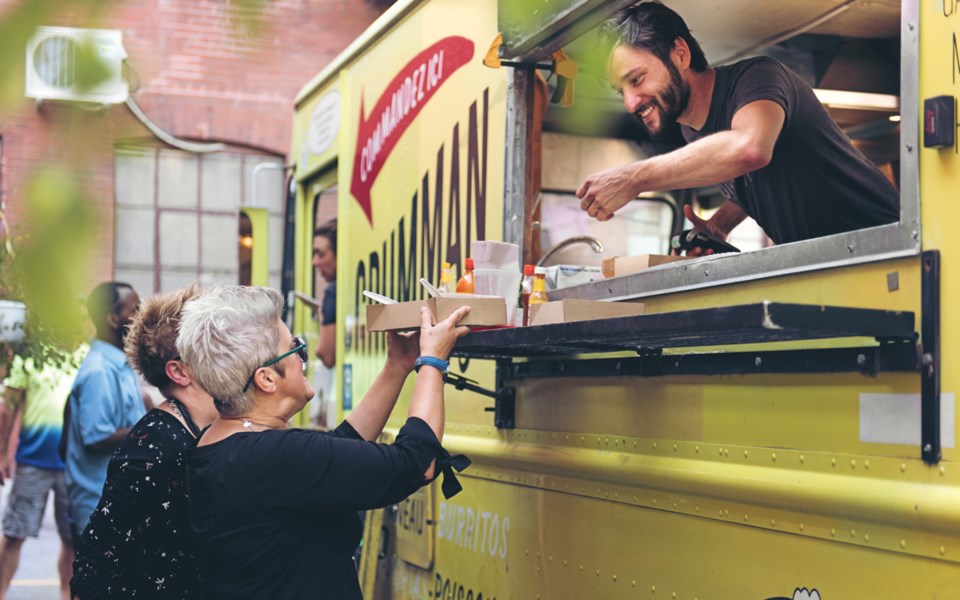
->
xmin=25 ymin=26 xmax=128 ymax=105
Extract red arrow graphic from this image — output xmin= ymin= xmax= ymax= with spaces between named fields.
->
xmin=350 ymin=36 xmax=474 ymax=227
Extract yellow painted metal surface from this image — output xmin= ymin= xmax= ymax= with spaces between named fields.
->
xmin=286 ymin=1 xmax=960 ymax=598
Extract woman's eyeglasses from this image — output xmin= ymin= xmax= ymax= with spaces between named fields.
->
xmin=242 ymin=336 xmax=308 ymax=392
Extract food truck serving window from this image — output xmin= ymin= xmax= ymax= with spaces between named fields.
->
xmin=500 ymin=0 xmax=918 ymax=300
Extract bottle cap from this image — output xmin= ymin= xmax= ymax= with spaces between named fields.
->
xmin=465 ymin=258 xmax=474 ymax=270
xmin=534 ymin=266 xmax=547 ymax=276
xmin=442 ymin=261 xmax=451 ymax=269
xmin=523 ymin=264 xmax=535 ymax=276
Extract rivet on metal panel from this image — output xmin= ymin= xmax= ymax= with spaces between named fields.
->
xmin=695 ymin=506 xmax=700 ymax=513
xmin=831 ymin=529 xmax=836 ymax=537
xmin=847 ymin=244 xmax=855 ymax=253
xmin=850 ymin=460 xmax=857 ymax=469
xmin=673 ymin=444 xmax=677 ymax=452
xmin=940 ymin=546 xmax=947 ymax=555
xmin=865 ymin=461 xmax=870 ymax=470
xmin=563 ymin=559 xmax=567 ymax=566
xmin=719 ymin=448 xmax=724 ymax=456
xmin=754 ymin=356 xmax=762 ymax=367
xmin=695 ymin=445 xmax=700 ymax=453
xmin=850 ymin=529 xmax=856 ymax=537
xmin=772 ymin=453 xmax=777 ymax=462
xmin=549 ymin=556 xmax=552 ymax=562
xmin=633 ymin=495 xmax=638 ymax=502
xmin=857 ymin=353 xmax=866 ymax=366
xmin=909 ymin=22 xmax=915 ymax=30
xmin=940 ymin=466 xmax=947 ymax=475
xmin=595 ymin=569 xmax=600 ymax=576
xmin=724 ymin=449 xmax=729 ymax=457
xmin=771 ymin=519 xmax=776 ymax=527
xmin=800 ymin=523 xmax=805 ymax=531
xmin=864 ymin=534 xmax=870 ymax=542
xmin=579 ymin=564 xmax=584 ymax=571
xmin=831 ymin=458 xmax=837 ymax=467
xmin=653 ymin=498 xmax=658 ymax=505
xmin=673 ymin=501 xmax=678 ymax=509
xmin=632 ymin=580 xmax=637 ymax=587
xmin=653 ymin=442 xmax=658 ymax=450
xmin=744 ymin=450 xmax=749 ymax=458
xmin=525 ymin=549 xmax=530 ymax=556
xmin=673 ymin=594 xmax=677 ymax=599
xmin=724 ymin=509 xmax=729 ymax=516
xmin=651 ymin=585 xmax=656 ymax=593
xmin=924 ymin=443 xmax=933 ymax=453
xmin=900 ymin=539 xmax=907 ymax=549
xmin=743 ymin=514 xmax=749 ymax=522
xmin=906 ymin=144 xmax=914 ymax=152
xmin=613 ymin=575 xmax=617 ymax=582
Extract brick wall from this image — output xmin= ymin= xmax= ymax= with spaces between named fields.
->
xmin=0 ymin=0 xmax=387 ymax=282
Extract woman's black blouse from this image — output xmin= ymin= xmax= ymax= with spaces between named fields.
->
xmin=186 ymin=417 xmax=444 ymax=600
xmin=72 ymin=409 xmax=199 ymax=599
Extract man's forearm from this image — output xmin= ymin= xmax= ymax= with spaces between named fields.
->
xmin=630 ymin=129 xmax=765 ymax=193
xmin=87 ymin=428 xmax=132 ymax=452
xmin=709 ymin=201 xmax=748 ymax=236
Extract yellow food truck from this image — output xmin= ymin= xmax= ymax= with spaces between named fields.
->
xmin=288 ymin=0 xmax=959 ymax=597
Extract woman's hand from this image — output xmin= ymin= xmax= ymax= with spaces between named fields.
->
xmin=418 ymin=306 xmax=471 ymax=361
xmin=385 ymin=331 xmax=420 ymax=373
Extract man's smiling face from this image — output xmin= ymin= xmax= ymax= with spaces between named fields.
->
xmin=609 ymin=43 xmax=690 ymax=139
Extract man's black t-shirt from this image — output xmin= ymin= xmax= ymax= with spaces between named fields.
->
xmin=681 ymin=57 xmax=899 ymax=244
xmin=321 ymin=281 xmax=336 ymax=325
xmin=187 ymin=417 xmax=442 ymax=599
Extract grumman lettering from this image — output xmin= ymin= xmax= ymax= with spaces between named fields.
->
xmin=353 ymin=89 xmax=490 ymax=355
xmin=436 ymin=499 xmax=510 ymax=560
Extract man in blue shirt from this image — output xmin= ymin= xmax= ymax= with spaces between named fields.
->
xmin=64 ymin=282 xmax=144 ymax=537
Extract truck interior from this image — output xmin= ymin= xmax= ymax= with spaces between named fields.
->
xmin=527 ymin=0 xmax=911 ymax=291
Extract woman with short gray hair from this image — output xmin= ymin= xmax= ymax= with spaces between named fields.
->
xmin=178 ymin=284 xmax=471 ymax=599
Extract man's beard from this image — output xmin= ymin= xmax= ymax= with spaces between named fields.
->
xmin=633 ymin=59 xmax=690 ymax=140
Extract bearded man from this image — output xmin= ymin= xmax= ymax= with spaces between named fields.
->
xmin=577 ymin=1 xmax=899 ymax=252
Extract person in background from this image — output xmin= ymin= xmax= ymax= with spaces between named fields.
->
xmin=180 ymin=285 xmax=471 ymax=599
xmin=71 ymin=285 xmax=215 ymax=599
xmin=0 ymin=344 xmax=85 ymax=600
xmin=576 ymin=1 xmax=899 ymax=252
xmin=64 ymin=282 xmax=144 ymax=538
xmin=312 ymin=219 xmax=337 ymax=369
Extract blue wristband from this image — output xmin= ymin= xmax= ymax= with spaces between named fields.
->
xmin=414 ymin=356 xmax=449 ymax=374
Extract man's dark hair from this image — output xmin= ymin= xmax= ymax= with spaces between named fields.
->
xmin=601 ymin=1 xmax=708 ymax=73
xmin=314 ymin=219 xmax=337 ymax=255
xmin=86 ymin=281 xmax=134 ymax=331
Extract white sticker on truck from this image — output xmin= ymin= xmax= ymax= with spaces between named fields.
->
xmin=859 ymin=392 xmax=955 ymax=447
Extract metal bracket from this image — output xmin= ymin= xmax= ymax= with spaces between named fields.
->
xmin=921 ymin=250 xmax=941 ymax=464
xmin=444 ymin=363 xmax=516 ymax=430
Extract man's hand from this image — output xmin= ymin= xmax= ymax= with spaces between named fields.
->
xmin=677 ymin=205 xmax=724 ymax=257
xmin=386 ymin=331 xmax=420 ymax=373
xmin=576 ymin=164 xmax=641 ymax=221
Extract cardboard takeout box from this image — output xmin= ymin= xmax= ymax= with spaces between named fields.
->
xmin=528 ymin=299 xmax=645 ymax=326
xmin=602 ymin=254 xmax=689 ymax=278
xmin=366 ymin=296 xmax=507 ymax=332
